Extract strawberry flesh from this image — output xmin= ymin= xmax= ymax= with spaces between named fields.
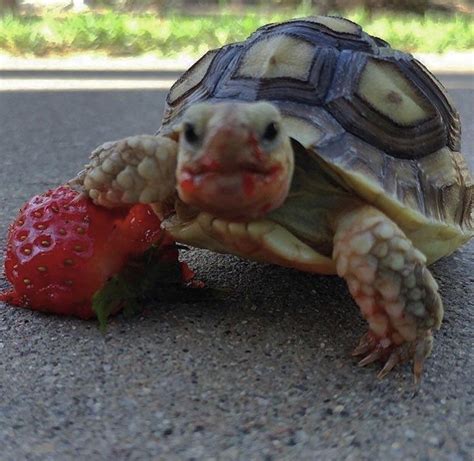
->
xmin=0 ymin=186 xmax=171 ymax=319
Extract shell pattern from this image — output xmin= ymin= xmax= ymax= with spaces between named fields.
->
xmin=160 ymin=16 xmax=473 ymax=232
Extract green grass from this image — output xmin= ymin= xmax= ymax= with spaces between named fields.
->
xmin=0 ymin=9 xmax=472 ymax=57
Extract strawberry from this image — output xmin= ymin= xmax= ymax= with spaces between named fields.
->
xmin=0 ymin=186 xmax=178 ymax=319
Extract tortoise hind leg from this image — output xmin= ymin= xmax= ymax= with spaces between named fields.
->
xmin=332 ymin=205 xmax=443 ymax=383
xmin=70 ymin=135 xmax=178 ymax=216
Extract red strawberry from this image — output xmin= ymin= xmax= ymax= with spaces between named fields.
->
xmin=0 ymin=186 xmax=170 ymax=319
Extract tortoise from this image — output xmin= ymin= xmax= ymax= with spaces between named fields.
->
xmin=75 ymin=15 xmax=473 ymax=381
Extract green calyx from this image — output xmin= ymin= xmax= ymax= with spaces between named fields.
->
xmin=92 ymin=244 xmax=227 ymax=332
xmin=92 ymin=244 xmax=183 ymax=332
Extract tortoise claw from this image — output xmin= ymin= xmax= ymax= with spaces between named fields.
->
xmin=352 ymin=332 xmax=377 ymax=356
xmin=413 ymin=343 xmax=428 ymax=386
xmin=357 ymin=346 xmax=384 ymax=367
xmin=352 ymin=330 xmax=434 ymax=382
xmin=377 ymin=351 xmax=400 ymax=379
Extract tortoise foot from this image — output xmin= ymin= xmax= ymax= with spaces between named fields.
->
xmin=333 ymin=205 xmax=444 ymax=382
xmin=71 ymin=135 xmax=178 ymax=210
xmin=352 ymin=330 xmax=433 ymax=383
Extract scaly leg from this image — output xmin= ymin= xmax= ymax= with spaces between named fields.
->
xmin=333 ymin=205 xmax=443 ymax=383
xmin=70 ymin=135 xmax=178 ymax=215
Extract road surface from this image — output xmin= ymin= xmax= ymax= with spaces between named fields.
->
xmin=0 ymin=71 xmax=472 ymax=460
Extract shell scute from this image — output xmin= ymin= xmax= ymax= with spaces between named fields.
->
xmin=326 ymin=55 xmax=447 ymax=159
xmin=396 ymin=58 xmax=461 ymax=152
xmin=167 ymin=49 xmax=218 ymax=106
xmin=289 ymin=16 xmax=363 ymax=37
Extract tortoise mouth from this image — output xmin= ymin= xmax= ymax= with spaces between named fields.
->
xmin=182 ymin=159 xmax=276 ymax=176
xmin=176 ymin=163 xmax=288 ymax=220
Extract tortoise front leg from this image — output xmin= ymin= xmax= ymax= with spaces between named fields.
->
xmin=332 ymin=205 xmax=443 ymax=383
xmin=71 ymin=135 xmax=178 ymax=215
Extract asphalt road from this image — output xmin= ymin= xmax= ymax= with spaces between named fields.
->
xmin=0 ymin=72 xmax=473 ymax=461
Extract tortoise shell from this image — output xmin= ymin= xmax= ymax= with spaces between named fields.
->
xmin=159 ymin=16 xmax=473 ymax=261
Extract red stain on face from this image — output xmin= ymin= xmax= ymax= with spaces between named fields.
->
xmin=247 ymin=132 xmax=265 ymax=163
xmin=200 ymin=156 xmax=222 ymax=172
xmin=242 ymin=172 xmax=256 ymax=197
xmin=179 ymin=171 xmax=197 ymax=194
xmin=177 ymin=117 xmax=290 ymax=220
xmin=266 ymin=164 xmax=283 ymax=179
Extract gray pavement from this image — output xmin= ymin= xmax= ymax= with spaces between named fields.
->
xmin=0 ymin=72 xmax=473 ymax=461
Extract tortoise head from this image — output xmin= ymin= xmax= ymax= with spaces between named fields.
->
xmin=176 ymin=101 xmax=294 ymax=221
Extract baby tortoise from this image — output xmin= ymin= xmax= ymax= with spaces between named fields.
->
xmin=73 ymin=16 xmax=473 ymax=382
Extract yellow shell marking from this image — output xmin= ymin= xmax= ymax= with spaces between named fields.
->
xmin=237 ymin=35 xmax=314 ymax=81
xmin=283 ymin=116 xmax=323 ymax=148
xmin=300 ymin=16 xmax=360 ymax=34
xmin=168 ymin=50 xmax=217 ymax=104
xmin=417 ymin=147 xmax=458 ymax=188
xmin=358 ymin=59 xmax=431 ymax=126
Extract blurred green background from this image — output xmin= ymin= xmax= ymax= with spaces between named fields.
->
xmin=0 ymin=0 xmax=472 ymax=56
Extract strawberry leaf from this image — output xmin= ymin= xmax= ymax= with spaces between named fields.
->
xmin=92 ymin=243 xmax=230 ymax=331
xmin=92 ymin=276 xmax=127 ymax=333
xmin=93 ymin=244 xmax=224 ymax=331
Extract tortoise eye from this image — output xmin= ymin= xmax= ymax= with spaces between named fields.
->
xmin=262 ymin=121 xmax=279 ymax=142
xmin=183 ymin=123 xmax=199 ymax=144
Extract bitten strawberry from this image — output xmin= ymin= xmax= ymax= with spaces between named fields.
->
xmin=0 ymin=186 xmax=169 ymax=319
